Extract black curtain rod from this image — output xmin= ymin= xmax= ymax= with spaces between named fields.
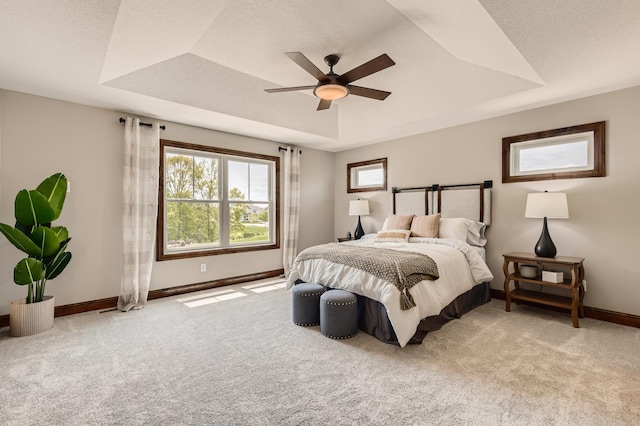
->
xmin=278 ymin=146 xmax=302 ymax=154
xmin=119 ymin=117 xmax=166 ymax=131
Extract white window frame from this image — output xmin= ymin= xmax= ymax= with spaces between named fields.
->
xmin=511 ymin=132 xmax=593 ymax=177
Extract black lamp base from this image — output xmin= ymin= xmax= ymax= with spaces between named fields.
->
xmin=354 ymin=216 xmax=365 ymax=240
xmin=534 ymin=217 xmax=557 ymax=258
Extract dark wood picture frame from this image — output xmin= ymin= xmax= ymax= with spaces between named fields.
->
xmin=502 ymin=121 xmax=606 ymax=183
xmin=347 ymin=158 xmax=387 ymax=193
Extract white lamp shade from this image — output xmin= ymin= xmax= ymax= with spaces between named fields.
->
xmin=349 ymin=199 xmax=370 ymax=216
xmin=525 ymin=193 xmax=569 ymax=218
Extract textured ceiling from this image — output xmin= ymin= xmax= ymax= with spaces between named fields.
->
xmin=1 ymin=0 xmax=640 ymax=151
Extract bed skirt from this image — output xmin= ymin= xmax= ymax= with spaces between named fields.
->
xmin=355 ymin=282 xmax=491 ymax=346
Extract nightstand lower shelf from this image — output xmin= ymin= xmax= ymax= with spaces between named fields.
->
xmin=510 ymin=289 xmax=574 ymax=310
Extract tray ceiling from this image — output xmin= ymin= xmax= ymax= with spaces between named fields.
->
xmin=1 ymin=0 xmax=640 ymax=151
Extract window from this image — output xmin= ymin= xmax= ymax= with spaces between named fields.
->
xmin=347 ymin=158 xmax=387 ymax=193
xmin=502 ymin=121 xmax=605 ymax=183
xmin=157 ymin=140 xmax=279 ymax=260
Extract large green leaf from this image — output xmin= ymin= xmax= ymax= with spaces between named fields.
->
xmin=36 ymin=173 xmax=67 ymax=220
xmin=15 ymin=189 xmax=55 ymax=227
xmin=30 ymin=226 xmax=60 ymax=257
xmin=51 ymin=226 xmax=69 ymax=242
xmin=15 ymin=221 xmax=33 ymax=236
xmin=43 ymin=238 xmax=70 ymax=268
xmin=0 ymin=223 xmax=41 ymax=257
xmin=46 ymin=251 xmax=72 ymax=280
xmin=14 ymin=258 xmax=45 ymax=285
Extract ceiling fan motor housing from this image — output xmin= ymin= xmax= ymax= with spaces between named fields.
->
xmin=324 ymin=54 xmax=340 ymax=69
xmin=315 ymin=56 xmax=349 ymax=100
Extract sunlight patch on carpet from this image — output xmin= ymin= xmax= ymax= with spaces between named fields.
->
xmin=241 ymin=278 xmax=286 ymax=290
xmin=176 ymin=277 xmax=287 ymax=308
xmin=183 ymin=291 xmax=247 ymax=308
xmin=176 ymin=288 xmax=236 ymax=303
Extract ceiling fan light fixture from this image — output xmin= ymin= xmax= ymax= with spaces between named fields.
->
xmin=314 ymin=84 xmax=349 ymax=100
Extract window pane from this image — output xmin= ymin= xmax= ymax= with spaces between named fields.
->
xmin=194 ymin=156 xmax=219 ymax=200
xmin=250 ymin=163 xmax=269 ymax=201
xmin=519 ymin=140 xmax=588 ymax=172
xmin=228 ymin=161 xmax=248 ymax=200
xmin=355 ymin=167 xmax=384 ymax=187
xmin=165 ymin=154 xmax=194 ymax=199
xmin=229 ymin=202 xmax=270 ymax=244
xmin=166 ymin=201 xmax=220 ymax=250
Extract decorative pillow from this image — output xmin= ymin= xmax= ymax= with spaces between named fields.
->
xmin=410 ymin=214 xmax=440 ymax=238
xmin=383 ymin=214 xmax=414 ymax=230
xmin=374 ymin=229 xmax=411 ymax=243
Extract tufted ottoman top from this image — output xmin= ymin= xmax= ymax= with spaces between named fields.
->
xmin=292 ymin=282 xmax=325 ymax=295
xmin=320 ymin=289 xmax=357 ymax=304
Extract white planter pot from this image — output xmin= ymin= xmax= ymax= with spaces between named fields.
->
xmin=9 ymin=296 xmax=55 ymax=337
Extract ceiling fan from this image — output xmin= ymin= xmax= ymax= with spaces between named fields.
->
xmin=265 ymin=52 xmax=395 ymax=110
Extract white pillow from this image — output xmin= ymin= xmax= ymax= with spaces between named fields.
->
xmin=374 ymin=229 xmax=411 ymax=243
xmin=438 ymin=218 xmax=468 ymax=242
xmin=439 ymin=217 xmax=487 ymax=246
xmin=360 ymin=233 xmax=378 ymax=240
xmin=466 ymin=220 xmax=487 ymax=247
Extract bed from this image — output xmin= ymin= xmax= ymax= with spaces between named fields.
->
xmin=286 ymin=181 xmax=495 ymax=347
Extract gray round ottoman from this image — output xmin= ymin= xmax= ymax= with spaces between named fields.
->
xmin=320 ymin=289 xmax=358 ymax=339
xmin=292 ymin=283 xmax=326 ymax=326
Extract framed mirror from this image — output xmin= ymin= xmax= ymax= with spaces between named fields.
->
xmin=347 ymin=158 xmax=387 ymax=193
xmin=502 ymin=121 xmax=606 ymax=183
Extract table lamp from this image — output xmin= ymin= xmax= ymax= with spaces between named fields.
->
xmin=349 ymin=199 xmax=370 ymax=240
xmin=525 ymin=192 xmax=569 ymax=258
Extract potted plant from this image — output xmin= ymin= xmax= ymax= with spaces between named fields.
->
xmin=0 ymin=173 xmax=72 ymax=336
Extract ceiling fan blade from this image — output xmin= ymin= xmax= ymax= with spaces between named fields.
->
xmin=337 ymin=54 xmax=395 ymax=85
xmin=285 ymin=52 xmax=330 ymax=82
xmin=317 ymin=99 xmax=332 ymax=110
xmin=265 ymin=85 xmax=317 ymax=93
xmin=347 ymin=85 xmax=391 ymax=100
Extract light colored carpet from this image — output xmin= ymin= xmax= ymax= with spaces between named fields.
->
xmin=1 ymin=280 xmax=639 ymax=426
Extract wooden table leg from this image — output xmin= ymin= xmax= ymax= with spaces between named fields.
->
xmin=503 ymin=259 xmax=511 ymax=312
xmin=571 ymin=286 xmax=580 ymax=328
xmin=578 ymin=264 xmax=585 ymax=318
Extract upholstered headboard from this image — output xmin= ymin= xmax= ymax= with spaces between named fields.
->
xmin=392 ymin=181 xmax=492 ymax=225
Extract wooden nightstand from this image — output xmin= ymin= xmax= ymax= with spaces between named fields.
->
xmin=503 ymin=252 xmax=585 ymax=327
xmin=337 ymin=237 xmax=352 ymax=243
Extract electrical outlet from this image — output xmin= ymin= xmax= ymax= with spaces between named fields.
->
xmin=67 ymin=181 xmax=71 ymax=193
xmin=582 ymin=279 xmax=587 ymax=291
xmin=200 ymin=263 xmax=206 ymax=272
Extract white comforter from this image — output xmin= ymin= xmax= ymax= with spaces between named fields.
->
xmin=286 ymin=238 xmax=494 ymax=347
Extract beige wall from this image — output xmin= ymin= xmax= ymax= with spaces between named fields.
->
xmin=334 ymin=85 xmax=640 ymax=316
xmin=0 ymin=90 xmax=334 ymax=316
xmin=3 ymin=85 xmax=638 ymax=319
